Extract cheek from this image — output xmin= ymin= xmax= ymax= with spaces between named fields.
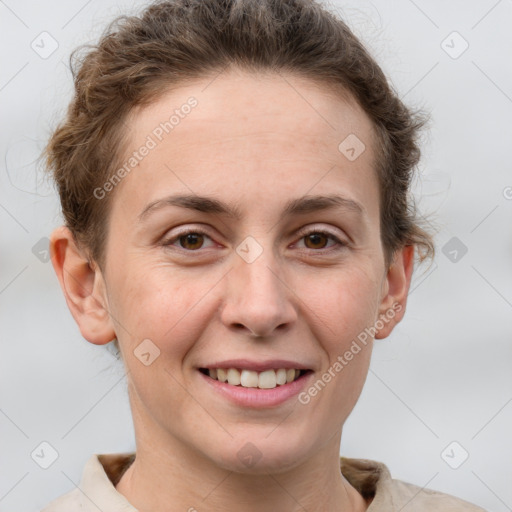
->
xmin=302 ymin=265 xmax=382 ymax=345
xmin=111 ymin=265 xmax=217 ymax=423
xmin=110 ymin=262 xmax=222 ymax=359
xmin=296 ymin=267 xmax=380 ymax=409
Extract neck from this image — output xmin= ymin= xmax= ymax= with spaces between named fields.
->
xmin=115 ymin=388 xmax=369 ymax=512
xmin=116 ymin=431 xmax=368 ymax=512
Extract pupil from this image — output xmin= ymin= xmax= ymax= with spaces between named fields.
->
xmin=182 ymin=233 xmax=202 ymax=249
xmin=307 ymin=233 xmax=325 ymax=248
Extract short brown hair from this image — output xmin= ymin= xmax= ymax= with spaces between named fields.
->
xmin=45 ymin=0 xmax=434 ymax=272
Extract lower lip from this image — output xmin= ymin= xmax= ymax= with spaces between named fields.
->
xmin=198 ymin=370 xmax=313 ymax=408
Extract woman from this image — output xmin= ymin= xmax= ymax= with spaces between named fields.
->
xmin=41 ymin=0 xmax=486 ymax=510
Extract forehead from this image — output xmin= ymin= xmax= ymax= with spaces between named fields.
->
xmin=129 ymin=69 xmax=375 ymax=154
xmin=110 ymin=68 xmax=379 ymax=223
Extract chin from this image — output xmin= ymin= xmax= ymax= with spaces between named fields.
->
xmin=206 ymin=433 xmax=311 ymax=475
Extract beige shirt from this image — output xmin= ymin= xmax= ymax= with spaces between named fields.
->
xmin=41 ymin=452 xmax=487 ymax=511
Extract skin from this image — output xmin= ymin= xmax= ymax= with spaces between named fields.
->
xmin=50 ymin=67 xmax=414 ymax=512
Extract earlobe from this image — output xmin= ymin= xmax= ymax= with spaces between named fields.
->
xmin=375 ymin=245 xmax=415 ymax=340
xmin=49 ymin=226 xmax=115 ymax=345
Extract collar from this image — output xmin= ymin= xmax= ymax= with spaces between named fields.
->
xmin=76 ymin=452 xmax=395 ymax=510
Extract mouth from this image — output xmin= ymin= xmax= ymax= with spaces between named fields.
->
xmin=199 ymin=367 xmax=312 ymax=389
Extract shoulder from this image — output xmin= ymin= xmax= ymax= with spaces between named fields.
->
xmin=340 ymin=457 xmax=488 ymax=511
xmin=40 ymin=452 xmax=137 ymax=512
xmin=384 ymin=477 xmax=487 ymax=511
xmin=40 ymin=489 xmax=82 ymax=511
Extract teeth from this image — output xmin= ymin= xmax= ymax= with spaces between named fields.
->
xmin=258 ymin=369 xmax=276 ymax=389
xmin=205 ymin=367 xmax=305 ymax=389
xmin=240 ymin=370 xmax=259 ymax=387
xmin=276 ymin=368 xmax=287 ymax=385
xmin=227 ymin=368 xmax=241 ymax=386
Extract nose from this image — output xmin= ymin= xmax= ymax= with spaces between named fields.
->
xmin=220 ymin=250 xmax=298 ymax=338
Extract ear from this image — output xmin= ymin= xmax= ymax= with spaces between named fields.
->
xmin=49 ymin=226 xmax=115 ymax=345
xmin=374 ymin=245 xmax=415 ymax=340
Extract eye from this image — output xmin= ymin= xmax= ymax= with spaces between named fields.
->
xmin=161 ymin=228 xmax=215 ymax=251
xmin=161 ymin=227 xmax=347 ymax=253
xmin=295 ymin=228 xmax=347 ymax=252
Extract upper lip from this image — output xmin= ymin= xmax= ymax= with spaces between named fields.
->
xmin=199 ymin=359 xmax=312 ymax=372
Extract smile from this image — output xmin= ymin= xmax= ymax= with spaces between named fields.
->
xmin=199 ymin=368 xmax=311 ymax=389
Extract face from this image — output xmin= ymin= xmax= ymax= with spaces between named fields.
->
xmin=57 ymin=68 xmax=411 ymax=474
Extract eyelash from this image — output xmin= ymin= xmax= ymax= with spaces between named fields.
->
xmin=161 ymin=227 xmax=347 ymax=254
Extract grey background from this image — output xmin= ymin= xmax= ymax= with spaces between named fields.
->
xmin=1 ymin=0 xmax=511 ymax=511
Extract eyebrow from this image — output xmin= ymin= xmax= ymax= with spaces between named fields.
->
xmin=138 ymin=193 xmax=365 ymax=223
